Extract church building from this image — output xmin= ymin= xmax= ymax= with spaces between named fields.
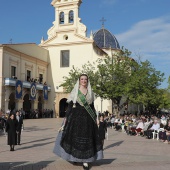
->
xmin=0 ymin=0 xmax=137 ymax=117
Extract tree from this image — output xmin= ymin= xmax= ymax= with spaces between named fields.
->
xmin=60 ymin=47 xmax=165 ymax=114
xmin=93 ymin=50 xmax=133 ymax=113
xmin=61 ymin=47 xmax=134 ymax=113
xmin=168 ymin=76 xmax=170 ymax=91
xmin=60 ymin=62 xmax=97 ymax=93
xmin=126 ymin=59 xmax=165 ymax=113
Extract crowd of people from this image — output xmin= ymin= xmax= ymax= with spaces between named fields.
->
xmin=101 ymin=110 xmax=170 ymax=144
xmin=0 ymin=108 xmax=54 ymax=135
xmin=1 ymin=111 xmax=23 ymax=151
xmin=0 ymin=108 xmax=54 ymax=151
xmin=23 ymin=109 xmax=54 ymax=119
xmin=0 ymin=108 xmax=54 ymax=120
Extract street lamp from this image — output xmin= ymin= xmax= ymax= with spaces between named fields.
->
xmin=111 ymin=46 xmax=114 ymax=114
xmin=101 ymin=98 xmax=103 ymax=113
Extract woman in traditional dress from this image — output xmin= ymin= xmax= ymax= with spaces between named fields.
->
xmin=53 ymin=74 xmax=103 ymax=170
xmin=5 ymin=112 xmax=18 ymax=151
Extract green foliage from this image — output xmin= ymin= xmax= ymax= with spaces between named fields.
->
xmin=59 ymin=62 xmax=97 ymax=93
xmin=168 ymin=76 xmax=170 ymax=91
xmin=126 ymin=59 xmax=165 ymax=108
xmin=60 ymin=47 xmax=166 ymax=111
xmin=158 ymin=89 xmax=170 ymax=109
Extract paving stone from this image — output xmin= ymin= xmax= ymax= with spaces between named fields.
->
xmin=0 ymin=118 xmax=170 ymax=170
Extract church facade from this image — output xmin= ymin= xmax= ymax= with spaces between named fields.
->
xmin=0 ymin=0 xmax=140 ymax=117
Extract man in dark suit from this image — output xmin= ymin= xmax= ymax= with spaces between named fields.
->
xmin=16 ymin=111 xmax=23 ymax=145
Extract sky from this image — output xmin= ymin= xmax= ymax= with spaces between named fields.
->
xmin=0 ymin=0 xmax=170 ymax=88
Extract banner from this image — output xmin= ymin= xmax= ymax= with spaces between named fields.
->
xmin=43 ymin=85 xmax=48 ymax=100
xmin=30 ymin=83 xmax=36 ymax=100
xmin=15 ymin=80 xmax=23 ymax=99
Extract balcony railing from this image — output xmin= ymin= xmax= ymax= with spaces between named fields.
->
xmin=4 ymin=78 xmax=51 ymax=91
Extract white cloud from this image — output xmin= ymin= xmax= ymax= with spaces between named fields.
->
xmin=116 ymin=16 xmax=170 ymax=55
xmin=116 ymin=16 xmax=170 ymax=88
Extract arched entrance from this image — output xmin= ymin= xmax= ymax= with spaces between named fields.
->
xmin=59 ymin=98 xmax=68 ymax=118
xmin=23 ymin=94 xmax=31 ymax=118
xmin=38 ymin=96 xmax=43 ymax=118
xmin=8 ymin=93 xmax=15 ymax=112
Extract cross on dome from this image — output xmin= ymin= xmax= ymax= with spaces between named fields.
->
xmin=100 ymin=17 xmax=106 ymax=28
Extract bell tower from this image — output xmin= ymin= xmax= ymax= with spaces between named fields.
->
xmin=47 ymin=0 xmax=87 ymax=39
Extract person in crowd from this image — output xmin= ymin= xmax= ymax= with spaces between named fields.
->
xmin=21 ymin=108 xmax=25 ymax=119
xmin=110 ymin=114 xmax=115 ymax=129
xmin=161 ymin=114 xmax=167 ymax=126
xmin=98 ymin=115 xmax=107 ymax=147
xmin=115 ymin=116 xmax=125 ymax=131
xmin=141 ymin=118 xmax=151 ymax=137
xmin=124 ymin=117 xmax=132 ymax=134
xmin=158 ymin=122 xmax=166 ymax=141
xmin=53 ymin=74 xmax=103 ymax=170
xmin=135 ymin=119 xmax=144 ymax=136
xmin=105 ymin=114 xmax=111 ymax=128
xmin=115 ymin=117 xmax=123 ymax=131
xmin=163 ymin=119 xmax=170 ymax=144
xmin=131 ymin=114 xmax=137 ymax=122
xmin=5 ymin=112 xmax=18 ymax=151
xmin=146 ymin=119 xmax=160 ymax=139
xmin=16 ymin=111 xmax=23 ymax=145
xmin=114 ymin=116 xmax=119 ymax=130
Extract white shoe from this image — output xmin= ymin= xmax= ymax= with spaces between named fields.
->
xmin=83 ymin=163 xmax=89 ymax=170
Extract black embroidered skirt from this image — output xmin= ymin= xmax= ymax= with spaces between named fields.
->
xmin=53 ymin=105 xmax=103 ymax=162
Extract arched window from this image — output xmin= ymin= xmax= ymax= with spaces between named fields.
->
xmin=59 ymin=12 xmax=64 ymax=24
xmin=69 ymin=10 xmax=74 ymax=23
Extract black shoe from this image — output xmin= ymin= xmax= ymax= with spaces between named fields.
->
xmin=10 ymin=148 xmax=12 ymax=151
xmin=73 ymin=162 xmax=77 ymax=165
xmin=12 ymin=148 xmax=14 ymax=151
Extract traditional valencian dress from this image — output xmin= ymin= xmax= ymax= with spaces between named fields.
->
xmin=53 ymin=80 xmax=103 ymax=162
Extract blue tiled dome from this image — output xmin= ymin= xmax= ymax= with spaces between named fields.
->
xmin=93 ymin=28 xmax=120 ymax=49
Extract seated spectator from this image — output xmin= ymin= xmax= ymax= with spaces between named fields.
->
xmin=146 ymin=119 xmax=160 ymax=139
xmin=110 ymin=115 xmax=115 ymax=129
xmin=158 ymin=123 xmax=166 ymax=142
xmin=115 ymin=116 xmax=124 ymax=131
xmin=135 ymin=119 xmax=144 ymax=136
xmin=163 ymin=119 xmax=170 ymax=144
xmin=132 ymin=115 xmax=136 ymax=123
xmin=105 ymin=114 xmax=111 ymax=128
xmin=141 ymin=118 xmax=152 ymax=137
xmin=161 ymin=114 xmax=167 ymax=126
xmin=124 ymin=118 xmax=133 ymax=135
xmin=114 ymin=116 xmax=119 ymax=129
xmin=128 ymin=119 xmax=137 ymax=136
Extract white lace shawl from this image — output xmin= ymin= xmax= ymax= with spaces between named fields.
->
xmin=67 ymin=79 xmax=95 ymax=104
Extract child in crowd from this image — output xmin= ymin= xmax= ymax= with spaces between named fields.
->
xmin=98 ymin=115 xmax=107 ymax=147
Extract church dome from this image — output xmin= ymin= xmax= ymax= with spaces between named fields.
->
xmin=93 ymin=28 xmax=120 ymax=49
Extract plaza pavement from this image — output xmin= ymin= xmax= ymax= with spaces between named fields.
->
xmin=0 ymin=118 xmax=170 ymax=170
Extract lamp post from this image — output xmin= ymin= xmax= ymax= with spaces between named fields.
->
xmin=111 ymin=47 xmax=114 ymax=114
xmin=101 ymin=98 xmax=103 ymax=113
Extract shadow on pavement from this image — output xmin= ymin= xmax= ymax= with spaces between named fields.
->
xmin=92 ymin=159 xmax=116 ymax=167
xmin=0 ymin=161 xmax=55 ymax=170
xmin=65 ymin=159 xmax=116 ymax=169
xmin=16 ymin=141 xmax=55 ymax=150
xmin=23 ymin=126 xmax=53 ymax=132
xmin=104 ymin=140 xmax=124 ymax=150
xmin=21 ymin=137 xmax=55 ymax=145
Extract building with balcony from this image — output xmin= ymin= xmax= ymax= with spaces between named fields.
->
xmin=0 ymin=44 xmax=50 ymax=114
xmin=0 ymin=0 xmax=140 ymax=117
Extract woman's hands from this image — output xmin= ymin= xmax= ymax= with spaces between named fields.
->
xmin=58 ymin=125 xmax=64 ymax=132
xmin=58 ymin=118 xmax=67 ymax=132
